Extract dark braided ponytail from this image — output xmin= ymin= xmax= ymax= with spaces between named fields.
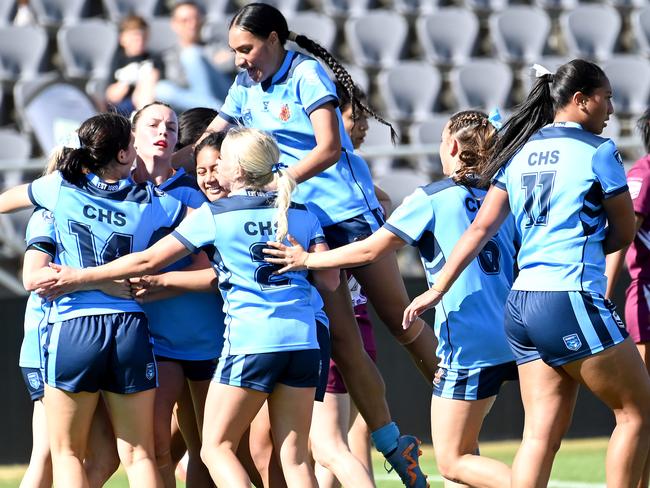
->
xmin=230 ymin=2 xmax=397 ymax=143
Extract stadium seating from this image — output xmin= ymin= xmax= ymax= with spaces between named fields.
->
xmin=147 ymin=17 xmax=179 ymax=55
xmin=102 ymin=0 xmax=163 ymax=22
xmin=416 ymin=8 xmax=479 ymax=67
xmin=451 ymin=59 xmax=513 ymax=111
xmin=377 ymin=61 xmax=441 ymax=122
xmin=561 ymin=4 xmax=621 ymax=61
xmin=344 ymin=10 xmax=408 ymax=68
xmin=0 ymin=25 xmax=48 ymax=82
xmin=0 ymin=0 xmax=14 ymax=26
xmin=408 ymin=113 xmax=450 ymax=176
xmin=489 ymin=7 xmax=551 ymax=65
xmin=0 ymin=128 xmax=31 ymax=189
xmin=288 ymin=12 xmax=337 ymax=52
xmin=30 ymin=0 xmax=89 ymax=26
xmin=57 ymin=20 xmax=118 ymax=83
xmin=604 ymin=55 xmax=650 ymax=116
xmin=632 ymin=5 xmax=650 ymax=57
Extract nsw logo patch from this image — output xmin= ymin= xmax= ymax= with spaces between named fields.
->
xmin=27 ymin=372 xmax=41 ymax=390
xmin=145 ymin=362 xmax=155 ymax=381
xmin=562 ymin=333 xmax=582 ymax=351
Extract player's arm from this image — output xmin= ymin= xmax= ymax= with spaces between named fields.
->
xmin=35 ymin=234 xmax=191 ymax=300
xmin=0 ymin=184 xmax=33 ymax=213
xmin=264 ymin=227 xmax=405 ymax=272
xmin=602 ymin=191 xmax=636 ymax=255
xmin=403 ymin=184 xmax=511 ymax=327
xmin=374 ymin=184 xmax=392 ymax=217
xmin=286 ymin=104 xmax=341 ymax=184
xmin=605 ymin=213 xmax=644 ymax=299
xmin=308 ymin=242 xmax=339 ymax=292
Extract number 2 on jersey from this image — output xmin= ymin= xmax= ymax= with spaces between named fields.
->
xmin=250 ymin=242 xmax=290 ymax=289
xmin=69 ymin=221 xmax=133 ymax=267
xmin=521 ymin=171 xmax=556 ymax=227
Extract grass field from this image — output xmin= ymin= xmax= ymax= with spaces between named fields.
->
xmin=0 ymin=438 xmax=608 ymax=487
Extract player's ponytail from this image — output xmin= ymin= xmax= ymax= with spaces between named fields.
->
xmin=57 ymin=113 xmax=132 ymax=186
xmin=230 ymin=2 xmax=396 ymax=143
xmin=221 ymin=127 xmax=295 ymax=242
xmin=448 ymin=110 xmax=498 ymax=189
xmin=483 ymin=58 xmax=607 ymax=185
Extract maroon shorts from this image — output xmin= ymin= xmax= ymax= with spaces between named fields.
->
xmin=326 ymin=303 xmax=377 ymax=394
xmin=625 ymin=281 xmax=650 ymax=343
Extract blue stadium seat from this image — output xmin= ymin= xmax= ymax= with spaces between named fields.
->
xmin=378 ymin=61 xmax=441 ymax=122
xmin=561 ymin=4 xmax=621 ymax=61
xmin=57 ymin=20 xmax=118 ymax=82
xmin=489 ymin=7 xmax=551 ymax=65
xmin=101 ymin=0 xmax=162 ymax=22
xmin=604 ymin=55 xmax=650 ymax=117
xmin=451 ymin=59 xmax=513 ymax=111
xmin=416 ymin=8 xmax=479 ymax=67
xmin=0 ymin=25 xmax=48 ymax=82
xmin=30 ymin=0 xmax=90 ymax=26
xmin=344 ymin=10 xmax=408 ymax=68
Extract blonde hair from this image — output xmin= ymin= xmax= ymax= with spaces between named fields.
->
xmin=220 ymin=128 xmax=296 ymax=242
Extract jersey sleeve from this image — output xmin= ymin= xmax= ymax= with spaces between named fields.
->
xmin=307 ymin=212 xmax=327 ymax=248
xmin=25 ymin=208 xmax=56 ymax=256
xmin=294 ymin=59 xmax=339 ymax=115
xmin=27 ymin=171 xmax=63 ymax=210
xmin=172 ymin=203 xmax=217 ymax=252
xmin=218 ymin=76 xmax=244 ymax=125
xmin=627 ymin=161 xmax=650 ymax=216
xmin=384 ymin=188 xmax=434 ymax=246
xmin=593 ymin=139 xmax=628 ymax=199
xmin=492 ymin=165 xmax=507 ymax=191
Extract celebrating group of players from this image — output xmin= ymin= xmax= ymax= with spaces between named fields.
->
xmin=3 ymin=2 xmax=650 ymax=488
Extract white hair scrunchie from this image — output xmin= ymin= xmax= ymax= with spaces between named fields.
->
xmin=58 ymin=131 xmax=82 ymax=150
xmin=288 ymin=31 xmax=298 ymax=42
xmin=532 ymin=63 xmax=553 ymax=79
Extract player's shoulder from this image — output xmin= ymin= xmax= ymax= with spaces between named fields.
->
xmin=420 ymin=178 xmax=458 ymax=197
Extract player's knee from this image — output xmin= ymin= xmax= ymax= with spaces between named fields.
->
xmin=310 ymin=441 xmax=339 ymax=470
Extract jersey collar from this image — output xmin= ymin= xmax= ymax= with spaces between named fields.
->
xmin=261 ymin=50 xmax=296 ymax=92
xmin=86 ymin=173 xmax=134 ymax=192
xmin=546 ymin=121 xmax=583 ymax=129
xmin=229 ymin=188 xmax=276 ymax=197
xmin=158 ymin=167 xmax=185 ymax=190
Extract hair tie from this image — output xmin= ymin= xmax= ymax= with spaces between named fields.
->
xmin=531 ymin=63 xmax=554 ymax=82
xmin=288 ymin=31 xmax=298 ymax=42
xmin=58 ymin=130 xmax=82 ymax=150
xmin=272 ymin=162 xmax=288 ymax=174
xmin=488 ymin=108 xmax=503 ymax=130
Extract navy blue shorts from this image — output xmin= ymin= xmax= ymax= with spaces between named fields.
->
xmin=21 ymin=367 xmax=45 ymax=401
xmin=315 ymin=321 xmax=331 ymax=402
xmin=156 ymin=356 xmax=218 ymax=382
xmin=505 ymin=290 xmax=628 ymax=367
xmin=44 ymin=312 xmax=157 ymax=394
xmin=323 ymin=208 xmax=384 ymax=249
xmin=214 ymin=349 xmax=321 ymax=394
xmin=433 ymin=361 xmax=518 ymax=400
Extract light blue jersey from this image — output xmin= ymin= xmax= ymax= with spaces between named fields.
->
xmin=28 ymin=171 xmax=185 ymax=321
xmin=19 ymin=208 xmax=55 ymax=369
xmin=219 ymin=50 xmax=380 ymax=226
xmin=493 ymin=122 xmax=628 ymax=295
xmin=172 ymin=190 xmax=326 ymax=356
xmin=385 ymin=179 xmax=517 ymax=369
xmin=141 ymin=168 xmax=225 ymax=360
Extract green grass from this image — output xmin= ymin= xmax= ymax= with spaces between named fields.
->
xmin=0 ymin=438 xmax=608 ymax=487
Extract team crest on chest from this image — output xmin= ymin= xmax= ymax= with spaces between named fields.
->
xmin=279 ymin=103 xmax=291 ymax=122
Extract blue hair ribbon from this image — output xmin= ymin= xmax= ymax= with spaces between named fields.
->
xmin=488 ymin=108 xmax=503 ymax=130
xmin=272 ymin=162 xmax=288 ymax=173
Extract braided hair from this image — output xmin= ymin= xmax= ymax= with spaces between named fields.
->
xmin=230 ymin=2 xmax=397 ymax=143
xmin=446 ymin=110 xmax=498 ymax=189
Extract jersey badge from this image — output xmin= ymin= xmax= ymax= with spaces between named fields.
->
xmin=614 ymin=150 xmax=624 ymax=166
xmin=42 ymin=211 xmax=54 ymax=223
xmin=262 ymin=101 xmax=270 ymax=112
xmin=279 ymin=104 xmax=291 ymax=122
xmin=145 ymin=362 xmax=155 ymax=381
xmin=27 ymin=372 xmax=41 ymax=390
xmin=562 ymin=333 xmax=582 ymax=351
xmin=433 ymin=367 xmax=445 ymax=386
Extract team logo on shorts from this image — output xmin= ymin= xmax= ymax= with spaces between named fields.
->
xmin=562 ymin=333 xmax=582 ymax=351
xmin=279 ymin=104 xmax=291 ymax=122
xmin=145 ymin=362 xmax=155 ymax=381
xmin=27 ymin=372 xmax=41 ymax=390
xmin=433 ymin=368 xmax=446 ymax=386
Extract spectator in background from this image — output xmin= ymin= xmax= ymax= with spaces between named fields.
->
xmin=154 ymin=1 xmax=231 ymax=112
xmin=105 ymin=15 xmax=164 ymax=115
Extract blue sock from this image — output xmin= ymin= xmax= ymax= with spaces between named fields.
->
xmin=371 ymin=421 xmax=400 ymax=455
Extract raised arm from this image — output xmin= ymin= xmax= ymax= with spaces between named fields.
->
xmin=403 ymin=185 xmax=512 ymax=327
xmin=172 ymin=115 xmax=232 ymax=171
xmin=0 ymin=184 xmax=33 ymax=213
xmin=264 ymin=227 xmax=406 ymax=273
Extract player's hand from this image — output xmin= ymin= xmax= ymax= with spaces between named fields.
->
xmin=402 ymin=287 xmax=444 ymax=329
xmin=34 ymin=263 xmax=83 ymax=301
xmin=263 ymin=235 xmax=309 ymax=273
xmin=129 ymin=275 xmax=162 ymax=302
xmin=100 ymin=279 xmax=131 ymax=299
